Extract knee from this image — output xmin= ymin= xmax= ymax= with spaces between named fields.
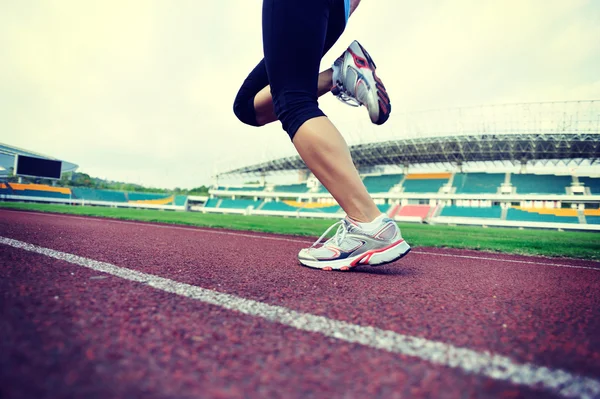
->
xmin=273 ymin=92 xmax=325 ymax=140
xmin=233 ymin=92 xmax=260 ymax=127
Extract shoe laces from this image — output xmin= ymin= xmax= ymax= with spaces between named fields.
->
xmin=310 ymin=220 xmax=349 ymax=248
xmin=332 ymin=84 xmax=361 ymax=107
xmin=334 ymin=90 xmax=361 ymax=107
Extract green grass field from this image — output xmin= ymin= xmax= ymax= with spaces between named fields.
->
xmin=1 ymin=202 xmax=599 ymax=260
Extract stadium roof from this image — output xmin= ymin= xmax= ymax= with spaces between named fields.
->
xmin=222 ymin=100 xmax=600 ymax=175
xmin=0 ymin=143 xmax=78 ymax=176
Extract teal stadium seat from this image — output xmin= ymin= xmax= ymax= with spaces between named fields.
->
xmin=174 ymin=195 xmax=187 ymax=206
xmin=362 ymin=174 xmax=403 ymax=193
xmin=510 ymin=174 xmax=571 ymax=194
xmin=260 ymin=202 xmax=300 ymax=212
xmin=204 ymin=198 xmax=220 ymax=208
xmin=20 ymin=189 xmax=70 ymax=199
xmin=506 ymin=208 xmax=578 ymax=223
xmin=71 ymin=188 xmax=127 ymax=202
xmin=440 ymin=206 xmax=502 ymax=218
xmin=127 ymin=192 xmax=171 ymax=201
xmin=580 ymin=177 xmax=600 ymax=194
xmin=299 ymin=205 xmax=341 ymax=213
xmin=219 ymin=199 xmax=263 ymax=209
xmin=402 ymin=179 xmax=448 ymax=193
xmin=377 ymin=204 xmax=390 ymax=213
xmin=586 ymin=216 xmax=600 ymax=225
xmin=454 ymin=173 xmax=505 ymax=194
xmin=272 ymin=184 xmax=308 ymax=193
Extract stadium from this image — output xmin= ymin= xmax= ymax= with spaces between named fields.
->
xmin=5 ymin=0 xmax=600 ymax=395
xmin=3 ymin=100 xmax=599 ymax=231
xmin=3 ymin=98 xmax=600 ymax=398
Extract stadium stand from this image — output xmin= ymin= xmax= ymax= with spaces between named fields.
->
xmin=510 ymin=174 xmax=572 ymax=194
xmin=174 ymin=195 xmax=188 ymax=206
xmin=362 ymin=174 xmax=403 ymax=193
xmin=219 ymin=199 xmax=263 ymax=209
xmin=1 ymin=183 xmax=71 ymax=199
xmin=507 ymin=207 xmax=579 ymax=223
xmin=271 ymin=184 xmax=308 ymax=193
xmin=584 ymin=209 xmax=600 ymax=224
xmin=377 ymin=204 xmax=390 ymax=213
xmin=402 ymin=173 xmax=451 ymax=193
xmin=215 ymin=186 xmax=264 ymax=192
xmin=396 ymin=205 xmax=432 ymax=220
xmin=299 ymin=205 xmax=341 ymax=213
xmin=203 ymin=198 xmax=220 ymax=208
xmin=260 ymin=201 xmax=301 ymax=212
xmin=440 ymin=205 xmax=502 ymax=219
xmin=580 ymin=177 xmax=600 ymax=194
xmin=128 ymin=192 xmax=171 ymax=201
xmin=71 ymin=187 xmax=127 ymax=202
xmin=453 ymin=173 xmax=505 ymax=194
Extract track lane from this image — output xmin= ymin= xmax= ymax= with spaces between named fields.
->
xmin=1 ymin=247 xmax=560 ymax=399
xmin=2 ymin=210 xmax=599 ymax=380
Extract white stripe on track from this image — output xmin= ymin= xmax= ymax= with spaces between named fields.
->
xmin=2 ymin=209 xmax=599 ymax=272
xmin=1 ymin=235 xmax=599 ymax=399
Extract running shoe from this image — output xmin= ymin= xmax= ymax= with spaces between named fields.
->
xmin=331 ymin=40 xmax=391 ymax=125
xmin=298 ymin=216 xmax=410 ymax=271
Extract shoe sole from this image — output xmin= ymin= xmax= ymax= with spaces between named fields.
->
xmin=356 ymin=41 xmax=391 ymax=125
xmin=299 ymin=239 xmax=411 ymax=271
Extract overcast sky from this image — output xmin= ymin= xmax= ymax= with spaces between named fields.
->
xmin=1 ymin=0 xmax=599 ymax=188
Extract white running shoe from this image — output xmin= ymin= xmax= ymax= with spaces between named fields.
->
xmin=332 ymin=40 xmax=391 ymax=125
xmin=298 ymin=216 xmax=410 ymax=271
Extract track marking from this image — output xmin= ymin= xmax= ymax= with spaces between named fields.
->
xmin=1 ymin=209 xmax=599 ymax=272
xmin=1 ymin=235 xmax=599 ymax=399
xmin=414 ymin=251 xmax=600 ymax=272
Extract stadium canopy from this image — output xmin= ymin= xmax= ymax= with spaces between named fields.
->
xmin=221 ymin=100 xmax=600 ymax=175
xmin=0 ymin=143 xmax=78 ymax=177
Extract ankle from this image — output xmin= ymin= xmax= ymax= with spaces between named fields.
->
xmin=348 ymin=213 xmax=386 ymax=230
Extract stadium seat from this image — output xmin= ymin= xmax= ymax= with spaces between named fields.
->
xmin=260 ymin=202 xmax=301 ymax=212
xmin=219 ymin=199 xmax=263 ymax=209
xmin=362 ymin=174 xmax=403 ymax=193
xmin=397 ymin=205 xmax=432 ymax=219
xmin=402 ymin=173 xmax=451 ymax=193
xmin=204 ymin=198 xmax=220 ymax=208
xmin=510 ymin=174 xmax=571 ymax=194
xmin=586 ymin=216 xmax=600 ymax=225
xmin=2 ymin=183 xmax=72 ymax=199
xmin=454 ymin=173 xmax=505 ymax=194
xmin=440 ymin=205 xmax=502 ymax=218
xmin=580 ymin=177 xmax=600 ymax=194
xmin=299 ymin=205 xmax=341 ymax=213
xmin=71 ymin=187 xmax=127 ymax=202
xmin=506 ymin=208 xmax=578 ymax=223
xmin=128 ymin=192 xmax=172 ymax=201
xmin=174 ymin=195 xmax=188 ymax=206
xmin=271 ymin=184 xmax=308 ymax=193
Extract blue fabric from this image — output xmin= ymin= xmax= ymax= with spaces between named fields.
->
xmin=344 ymin=0 xmax=351 ymax=21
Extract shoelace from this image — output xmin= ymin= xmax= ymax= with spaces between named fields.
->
xmin=334 ymin=90 xmax=361 ymax=107
xmin=310 ymin=220 xmax=349 ymax=248
xmin=332 ymin=84 xmax=361 ymax=107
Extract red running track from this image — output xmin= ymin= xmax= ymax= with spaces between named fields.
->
xmin=1 ymin=209 xmax=599 ymax=398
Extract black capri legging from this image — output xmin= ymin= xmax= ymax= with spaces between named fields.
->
xmin=233 ymin=0 xmax=347 ymax=141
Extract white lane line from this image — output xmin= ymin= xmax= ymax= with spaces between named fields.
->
xmin=2 ymin=209 xmax=599 ymax=271
xmin=414 ymin=251 xmax=600 ymax=272
xmin=1 ymin=235 xmax=599 ymax=399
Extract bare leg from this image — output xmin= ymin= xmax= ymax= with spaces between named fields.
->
xmin=254 ymin=69 xmax=334 ymax=126
xmin=292 ymin=116 xmax=381 ymax=223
